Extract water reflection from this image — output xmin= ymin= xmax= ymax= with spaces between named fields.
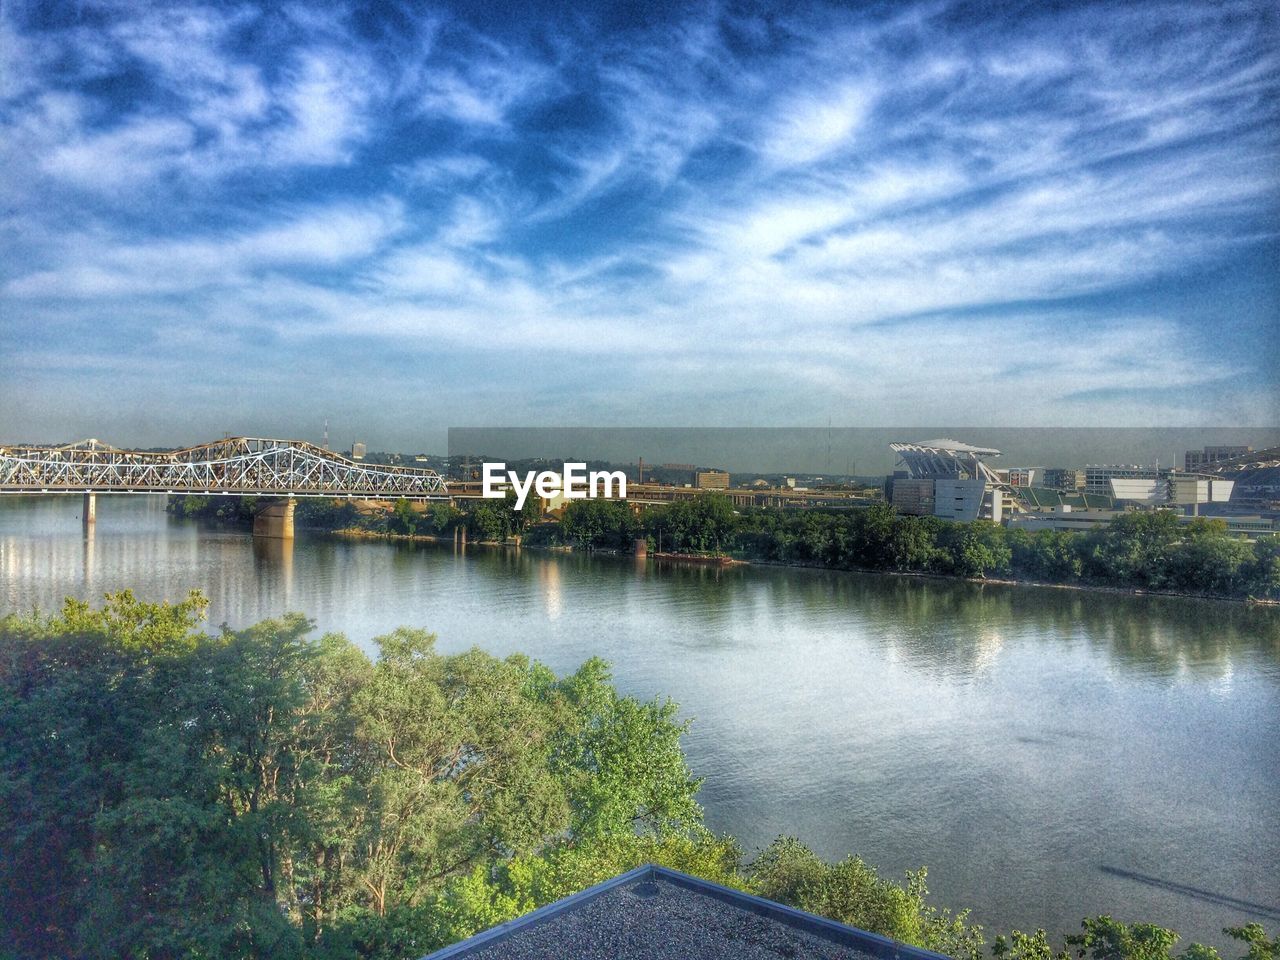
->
xmin=82 ymin=520 xmax=95 ymax=584
xmin=251 ymin=535 xmax=294 ymax=609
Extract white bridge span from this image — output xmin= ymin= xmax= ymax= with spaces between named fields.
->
xmin=0 ymin=437 xmax=448 ymax=500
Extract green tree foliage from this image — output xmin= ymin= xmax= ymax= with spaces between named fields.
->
xmin=559 ymin=498 xmax=640 ymax=550
xmin=424 ymin=501 xmax=464 ymax=534
xmin=168 ymin=493 xmax=260 ymax=526
xmin=295 ymin=498 xmax=361 ymax=530
xmin=1224 ymin=924 xmax=1280 ymax=960
xmin=388 ymin=498 xmax=419 ymax=535
xmin=463 ymin=495 xmax=518 ymax=542
xmin=938 ymin=521 xmax=1013 ymax=579
xmin=0 ymin=594 xmax=703 ymax=959
xmin=992 ymin=918 xmax=1278 ymax=960
xmin=647 ymin=495 xmax=737 ymax=553
xmin=748 ymin=837 xmax=986 ymax=960
xmin=626 ymin=501 xmax=1277 ymax=599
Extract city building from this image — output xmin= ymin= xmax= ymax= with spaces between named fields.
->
xmin=1185 ymin=445 xmax=1251 ymax=472
xmin=935 ymin=478 xmax=1004 ymax=523
xmin=423 ymin=863 xmax=951 ymax=960
xmin=1108 ymin=477 xmax=1168 ymax=504
xmin=1084 ymin=464 xmax=1168 ymax=496
xmin=890 ymin=477 xmax=936 ymax=516
xmin=1168 ymin=474 xmax=1235 ymax=513
xmin=695 ymin=470 xmax=730 ymax=490
xmin=890 ymin=439 xmax=1007 ymax=522
xmin=351 ymin=442 xmax=367 ymax=460
xmin=1041 ymin=467 xmax=1084 ymax=491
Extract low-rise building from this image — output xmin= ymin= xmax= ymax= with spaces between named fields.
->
xmin=694 ymin=470 xmax=730 ymax=490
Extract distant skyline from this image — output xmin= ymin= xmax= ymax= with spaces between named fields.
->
xmin=2 ymin=0 xmax=1277 ymax=451
xmin=447 ymin=427 xmax=1280 ymax=475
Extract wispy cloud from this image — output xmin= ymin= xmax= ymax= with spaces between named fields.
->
xmin=2 ymin=0 xmax=1277 ymax=444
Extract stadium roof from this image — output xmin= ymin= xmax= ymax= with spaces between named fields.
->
xmin=422 ymin=864 xmax=953 ymax=960
xmin=891 ymin=439 xmax=1002 ymax=457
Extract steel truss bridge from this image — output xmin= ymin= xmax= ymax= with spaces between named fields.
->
xmin=0 ymin=437 xmax=448 ymax=500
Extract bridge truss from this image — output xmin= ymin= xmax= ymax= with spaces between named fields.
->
xmin=0 ymin=438 xmax=448 ymax=500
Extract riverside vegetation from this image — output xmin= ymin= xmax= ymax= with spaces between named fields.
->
xmin=2 ymin=593 xmax=1276 ymax=960
xmin=171 ymin=493 xmax=1280 ymax=600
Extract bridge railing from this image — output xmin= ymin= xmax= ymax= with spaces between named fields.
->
xmin=0 ymin=437 xmax=448 ymax=499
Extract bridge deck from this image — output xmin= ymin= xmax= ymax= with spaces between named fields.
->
xmin=0 ymin=437 xmax=449 ymax=500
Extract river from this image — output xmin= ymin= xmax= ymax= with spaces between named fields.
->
xmin=1 ymin=495 xmax=1277 ymax=950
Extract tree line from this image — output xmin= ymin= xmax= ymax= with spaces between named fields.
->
xmin=1 ymin=595 xmax=1276 ymax=960
xmin=546 ymin=497 xmax=1280 ymax=600
xmin=168 ymin=493 xmax=1280 ymax=600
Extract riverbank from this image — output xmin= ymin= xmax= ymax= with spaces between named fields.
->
xmin=325 ymin=525 xmax=1275 ymax=607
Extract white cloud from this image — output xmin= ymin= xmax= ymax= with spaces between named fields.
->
xmin=43 ymin=117 xmax=196 ymax=187
xmin=6 ymin=199 xmax=404 ymax=298
xmin=2 ymin=0 xmax=1276 ymax=431
xmin=756 ymin=82 xmax=873 ymax=171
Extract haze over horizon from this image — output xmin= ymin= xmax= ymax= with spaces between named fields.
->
xmin=2 ymin=0 xmax=1278 ymax=450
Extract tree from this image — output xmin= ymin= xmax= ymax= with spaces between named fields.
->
xmin=1012 ymin=529 xmax=1085 ymax=582
xmin=748 ymin=836 xmax=983 ymax=958
xmin=1245 ymin=536 xmax=1280 ymax=599
xmin=939 ymin=521 xmax=1011 ymax=579
xmin=389 ymin=498 xmax=419 ymax=535
xmin=0 ymin=596 xmax=710 ymax=958
xmin=560 ymin=499 xmax=639 ymax=551
xmin=1086 ymin=512 xmax=1182 ymax=587
xmin=425 ymin=501 xmax=464 ymax=534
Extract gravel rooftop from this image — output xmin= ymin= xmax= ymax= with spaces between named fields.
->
xmin=447 ymin=874 xmax=887 ymax=960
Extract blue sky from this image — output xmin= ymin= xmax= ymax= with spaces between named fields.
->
xmin=2 ymin=0 xmax=1277 ymax=450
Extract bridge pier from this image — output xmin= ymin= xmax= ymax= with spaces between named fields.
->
xmin=253 ymin=498 xmax=296 ymax=540
xmin=82 ymin=492 xmax=96 ymax=528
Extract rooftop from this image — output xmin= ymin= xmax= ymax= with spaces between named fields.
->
xmin=891 ymin=439 xmax=1001 ymax=457
xmin=423 ymin=864 xmax=953 ymax=960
